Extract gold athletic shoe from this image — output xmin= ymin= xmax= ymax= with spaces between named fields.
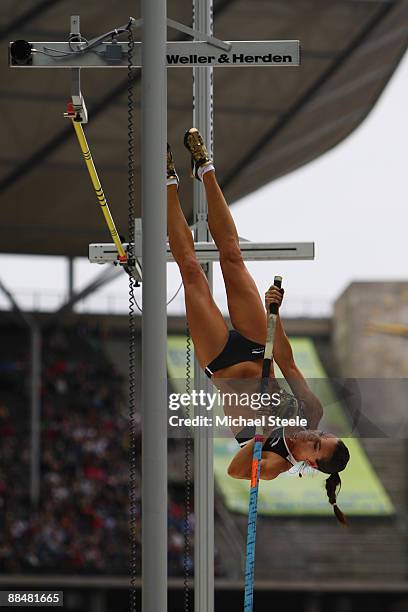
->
xmin=183 ymin=128 xmax=213 ymax=181
xmin=167 ymin=143 xmax=179 ymax=185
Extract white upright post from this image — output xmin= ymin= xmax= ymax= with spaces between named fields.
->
xmin=30 ymin=324 xmax=41 ymax=507
xmin=141 ymin=1 xmax=167 ymax=611
xmin=193 ymin=1 xmax=215 ymax=611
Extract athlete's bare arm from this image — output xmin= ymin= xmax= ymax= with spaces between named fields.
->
xmin=266 ymin=287 xmax=323 ymax=429
xmin=227 ymin=439 xmax=290 ymax=481
xmin=280 ymin=359 xmax=323 ymax=429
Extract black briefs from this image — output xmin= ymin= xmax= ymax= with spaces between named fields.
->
xmin=204 ymin=330 xmax=265 ymax=378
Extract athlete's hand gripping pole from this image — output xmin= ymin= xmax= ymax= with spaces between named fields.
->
xmin=244 ymin=275 xmax=282 ymax=612
xmin=261 ymin=275 xmax=282 ymax=395
xmin=65 ymin=103 xmax=128 ymax=264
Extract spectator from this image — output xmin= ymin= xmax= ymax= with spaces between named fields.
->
xmin=0 ymin=323 xmax=212 ymax=576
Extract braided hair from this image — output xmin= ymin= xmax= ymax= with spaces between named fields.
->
xmin=316 ymin=440 xmax=350 ymax=525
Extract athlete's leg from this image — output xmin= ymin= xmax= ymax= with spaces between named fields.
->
xmin=202 ymin=170 xmax=267 ymax=344
xmin=167 ymin=184 xmax=228 ymax=367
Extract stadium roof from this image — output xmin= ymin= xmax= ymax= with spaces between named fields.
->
xmin=0 ymin=0 xmax=407 ymax=258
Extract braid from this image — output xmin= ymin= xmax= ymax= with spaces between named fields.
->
xmin=325 ymin=473 xmax=347 ymax=526
xmin=316 ymin=439 xmax=350 ymax=526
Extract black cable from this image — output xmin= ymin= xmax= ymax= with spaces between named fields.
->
xmin=183 ymin=328 xmax=193 ymax=611
xmin=133 ymin=279 xmax=184 ymax=313
xmin=127 ymin=24 xmax=137 ymax=612
xmin=40 ymin=19 xmax=136 ymax=59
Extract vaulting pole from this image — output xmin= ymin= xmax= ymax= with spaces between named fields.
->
xmin=141 ymin=0 xmax=167 ymax=610
xmin=244 ymin=276 xmax=282 ymax=611
xmin=193 ymin=1 xmax=215 ymax=611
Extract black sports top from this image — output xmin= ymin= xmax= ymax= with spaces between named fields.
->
xmin=262 ymin=427 xmax=298 ymax=465
xmin=235 ymin=425 xmax=298 ymax=466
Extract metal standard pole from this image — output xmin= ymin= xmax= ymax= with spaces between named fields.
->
xmin=193 ymin=1 xmax=214 ymax=611
xmin=67 ymin=257 xmax=74 ymax=301
xmin=0 ymin=279 xmax=42 ymax=507
xmin=141 ymin=0 xmax=167 ymax=611
xmin=30 ymin=323 xmax=41 ymax=507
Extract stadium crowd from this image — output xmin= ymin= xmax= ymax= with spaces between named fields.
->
xmin=0 ymin=324 xmax=195 ymax=575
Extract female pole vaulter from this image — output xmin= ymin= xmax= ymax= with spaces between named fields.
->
xmin=167 ymin=129 xmax=350 ymax=524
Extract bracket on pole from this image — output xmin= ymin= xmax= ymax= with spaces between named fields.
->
xmin=70 ymin=68 xmax=87 ymax=123
xmin=69 ymin=16 xmax=87 ymax=122
xmin=89 ymin=232 xmax=315 ymax=280
xmin=9 ymin=15 xmax=139 ymax=69
xmin=167 ymin=18 xmax=231 ymax=51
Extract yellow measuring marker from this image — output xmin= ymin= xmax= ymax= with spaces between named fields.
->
xmin=65 ymin=102 xmax=128 ymax=263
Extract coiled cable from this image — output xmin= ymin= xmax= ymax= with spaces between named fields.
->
xmin=133 ymin=279 xmax=184 ymax=313
xmin=127 ymin=24 xmax=137 ymax=612
xmin=183 ymin=328 xmax=193 ymax=611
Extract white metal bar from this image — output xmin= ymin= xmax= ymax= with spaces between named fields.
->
xmin=30 ymin=325 xmax=41 ymax=507
xmin=88 ymin=241 xmax=315 ymax=264
xmin=193 ymin=0 xmax=214 ymax=610
xmin=141 ymin=0 xmax=167 ymax=610
xmin=9 ymin=41 xmax=300 ymax=68
xmin=186 ymin=241 xmax=315 ymax=261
